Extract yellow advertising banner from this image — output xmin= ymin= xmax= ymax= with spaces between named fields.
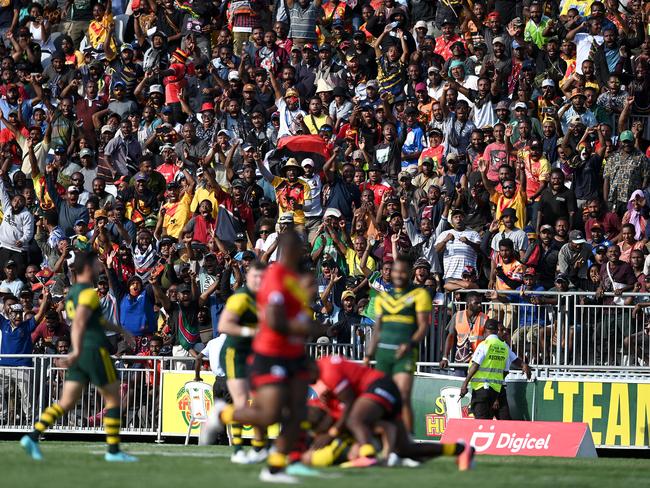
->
xmin=161 ymin=371 xmax=279 ymax=438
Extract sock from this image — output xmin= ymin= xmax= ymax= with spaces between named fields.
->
xmin=220 ymin=404 xmax=235 ymax=424
xmin=442 ymin=443 xmax=464 ymax=456
xmin=29 ymin=403 xmax=64 ymax=441
xmin=104 ymin=407 xmax=121 ymax=454
xmin=359 ymin=443 xmax=376 ymax=458
xmin=267 ymin=451 xmax=288 ymax=474
xmin=231 ymin=424 xmax=243 ymax=453
xmin=252 ymin=438 xmax=266 ymax=452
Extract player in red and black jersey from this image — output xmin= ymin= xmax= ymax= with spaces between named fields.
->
xmin=316 ymin=355 xmax=476 ymax=470
xmin=210 ymin=231 xmax=322 ymax=483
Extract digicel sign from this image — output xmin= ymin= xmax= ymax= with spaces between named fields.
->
xmin=441 ymin=420 xmax=598 ymax=458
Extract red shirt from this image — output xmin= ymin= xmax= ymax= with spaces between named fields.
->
xmin=359 ymin=181 xmax=392 ymax=206
xmin=317 ymin=356 xmax=384 ymax=398
xmin=585 ymin=213 xmax=621 ymax=241
xmin=253 ymin=262 xmax=310 ymax=358
xmin=434 ymin=35 xmax=464 ymax=60
xmin=156 ymin=164 xmax=179 ymax=184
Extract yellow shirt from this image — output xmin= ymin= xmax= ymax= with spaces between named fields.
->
xmin=162 ymin=193 xmax=192 ymax=239
xmin=345 ymin=248 xmax=376 ymax=277
xmin=304 ymin=113 xmax=329 ymax=135
xmin=190 ymin=187 xmax=219 ymax=219
xmin=271 ymin=176 xmax=310 ymax=225
xmin=491 ymin=187 xmax=527 ymax=231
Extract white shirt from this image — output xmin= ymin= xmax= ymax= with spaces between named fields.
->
xmin=276 ymin=98 xmax=306 ymax=138
xmin=201 ymin=336 xmax=227 ymax=377
xmin=300 ymin=174 xmax=323 ymax=218
xmin=575 ymin=33 xmax=603 ymax=74
xmin=434 ymin=228 xmax=481 ymax=279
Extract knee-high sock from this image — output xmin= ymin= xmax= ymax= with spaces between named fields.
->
xmin=104 ymin=407 xmax=121 ymax=454
xmin=29 ymin=403 xmax=64 ymax=441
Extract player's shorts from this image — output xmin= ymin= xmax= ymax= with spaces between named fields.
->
xmin=66 ymin=345 xmax=118 ymax=387
xmin=360 ymin=376 xmax=402 ymax=419
xmin=310 ymin=437 xmax=352 ymax=467
xmin=375 ymin=347 xmax=417 ymax=376
xmin=220 ymin=345 xmax=250 ymax=380
xmin=248 ymin=353 xmax=311 ymax=390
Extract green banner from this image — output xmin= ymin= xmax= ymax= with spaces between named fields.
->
xmin=534 ymin=379 xmax=650 ymax=448
xmin=411 ymin=374 xmax=650 ymax=448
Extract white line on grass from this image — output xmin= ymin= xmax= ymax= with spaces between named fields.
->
xmin=90 ymin=450 xmax=231 ymax=458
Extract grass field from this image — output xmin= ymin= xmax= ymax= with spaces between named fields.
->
xmin=3 ymin=441 xmax=648 ymax=488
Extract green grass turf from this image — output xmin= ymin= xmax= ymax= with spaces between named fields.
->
xmin=2 ymin=441 xmax=648 ymax=488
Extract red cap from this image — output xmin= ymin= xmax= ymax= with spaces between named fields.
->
xmin=201 ymin=102 xmax=215 ymax=112
xmin=524 ymin=267 xmax=536 ymax=276
xmin=487 ymin=11 xmax=500 ymax=20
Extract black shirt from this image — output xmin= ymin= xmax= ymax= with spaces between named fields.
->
xmin=539 ymin=187 xmax=577 ymax=227
xmin=572 ymin=155 xmax=603 ymax=201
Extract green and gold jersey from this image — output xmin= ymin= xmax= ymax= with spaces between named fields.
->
xmin=222 ymin=286 xmax=258 ymax=350
xmin=65 ymin=283 xmax=110 ymax=349
xmin=375 ymin=286 xmax=432 ymax=350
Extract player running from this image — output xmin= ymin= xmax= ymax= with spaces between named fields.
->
xmin=364 ymin=255 xmax=432 ymax=431
xmin=21 ymin=252 xmax=137 ymax=462
xmin=317 ymin=355 xmax=474 ymax=469
xmin=217 ymin=261 xmax=268 ymax=464
xmin=207 ymin=231 xmax=321 ymax=483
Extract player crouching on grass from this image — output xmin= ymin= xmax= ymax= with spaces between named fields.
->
xmin=315 ymin=355 xmax=475 ymax=470
xmin=21 ymin=252 xmax=137 ymax=462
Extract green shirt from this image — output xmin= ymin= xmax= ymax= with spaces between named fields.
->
xmin=222 ymin=286 xmax=257 ymax=350
xmin=375 ymin=286 xmax=432 ymax=349
xmin=524 ymin=17 xmax=551 ymax=48
xmin=65 ymin=283 xmax=110 ymax=349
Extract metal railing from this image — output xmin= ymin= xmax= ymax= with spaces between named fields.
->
xmin=447 ymin=289 xmax=650 ymax=367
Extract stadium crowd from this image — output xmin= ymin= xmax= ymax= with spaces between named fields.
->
xmin=0 ymin=0 xmax=650 ymax=381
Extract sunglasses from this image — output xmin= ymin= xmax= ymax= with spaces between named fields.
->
xmin=502 ymin=185 xmax=515 ymax=190
xmin=259 ymin=229 xmax=271 ymax=234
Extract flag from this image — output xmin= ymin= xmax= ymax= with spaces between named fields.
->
xmin=215 ymin=204 xmax=245 ymax=244
xmin=273 ymin=135 xmax=332 ymax=172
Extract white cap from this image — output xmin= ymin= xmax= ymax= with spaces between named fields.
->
xmin=514 ymin=102 xmax=527 ymax=110
xmin=228 ymin=71 xmax=240 ymax=81
xmin=323 ymin=207 xmax=342 ymax=219
xmin=541 ymin=79 xmax=555 ymax=88
xmin=414 ymin=20 xmax=427 ymax=30
xmin=149 ymin=84 xmax=164 ymax=94
xmin=301 ymin=158 xmax=315 ymax=168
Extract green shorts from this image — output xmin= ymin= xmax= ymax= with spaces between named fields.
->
xmin=66 ymin=345 xmax=118 ymax=387
xmin=220 ymin=345 xmax=250 ymax=380
xmin=375 ymin=347 xmax=417 ymax=376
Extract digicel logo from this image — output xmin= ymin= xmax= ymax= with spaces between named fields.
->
xmin=471 ymin=424 xmax=551 ymax=453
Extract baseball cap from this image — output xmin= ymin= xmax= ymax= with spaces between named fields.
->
xmin=120 ymin=43 xmax=134 ymax=52
xmin=79 ymin=148 xmax=93 ymax=158
xmin=101 ymin=125 xmax=114 ymax=134
xmin=284 ymin=87 xmax=299 ymax=98
xmin=134 ymin=172 xmax=147 ymax=182
xmin=492 ymin=37 xmax=505 ymax=45
xmin=414 ymin=257 xmax=431 ymax=270
xmin=159 ymin=143 xmax=174 ymax=153
xmin=278 ymin=212 xmax=295 ymax=224
xmin=227 ymin=71 xmax=240 ymax=81
xmin=514 ymin=102 xmax=527 ymax=110
xmin=94 ymin=209 xmax=108 ymax=220
xmin=496 ymin=100 xmax=510 ymax=110
xmin=341 ymin=290 xmax=356 ymax=300
xmin=541 ymin=79 xmax=555 ymax=88
xmin=241 ymin=250 xmax=256 ymax=260
xmin=67 ymin=185 xmax=80 ymax=193
xmin=234 ymin=232 xmax=246 ymax=242
xmin=301 ymin=158 xmax=315 ymax=168
xmin=398 ymin=170 xmax=412 ymax=181
xmin=415 ymin=82 xmax=427 ymax=92
xmin=414 ymin=20 xmax=427 ymax=30
xmin=366 ymin=80 xmax=379 ymax=89
xmin=524 ymin=267 xmax=536 ymax=276
xmin=569 ymin=230 xmax=586 ymax=244
xmin=555 ymin=273 xmax=569 ymax=283
xmin=243 ymin=83 xmax=256 ymax=92
xmin=231 ymin=179 xmax=246 ymax=189
xmin=5 ymin=260 xmax=16 ymax=268
xmin=201 ymin=102 xmax=215 ymax=112
xmin=619 ymin=130 xmax=634 ymax=142
xmin=54 ymin=145 xmax=66 ymax=154
xmin=540 ymin=224 xmax=554 ymax=233
xmin=500 ymin=207 xmax=517 ymax=220
xmin=149 ymin=84 xmax=164 ymax=94
xmin=74 ymin=218 xmax=87 ymax=226
xmin=323 ymin=207 xmax=342 ymax=219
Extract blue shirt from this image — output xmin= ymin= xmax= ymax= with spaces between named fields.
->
xmin=398 ymin=124 xmax=426 ymax=171
xmin=509 ymin=285 xmax=547 ymax=327
xmin=0 ymin=316 xmax=36 ymax=366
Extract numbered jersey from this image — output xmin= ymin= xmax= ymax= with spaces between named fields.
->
xmin=65 ymin=283 xmax=111 ymax=349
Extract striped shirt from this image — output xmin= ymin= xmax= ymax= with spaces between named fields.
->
xmin=434 ymin=229 xmax=481 ymax=279
xmin=288 ymin=3 xmax=319 ymax=40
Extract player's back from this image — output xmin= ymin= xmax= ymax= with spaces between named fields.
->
xmin=254 ymin=262 xmax=310 ymax=358
xmin=318 ymin=356 xmax=384 ymax=396
xmin=65 ymin=283 xmax=110 ymax=348
xmin=223 ymin=285 xmax=258 ymax=348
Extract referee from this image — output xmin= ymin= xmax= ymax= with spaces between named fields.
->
xmin=460 ymin=319 xmax=530 ymax=419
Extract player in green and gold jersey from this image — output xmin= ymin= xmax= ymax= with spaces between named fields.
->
xmin=364 ymin=255 xmax=432 ymax=433
xmin=21 ymin=252 xmax=137 ymax=462
xmin=217 ymin=261 xmax=268 ymax=464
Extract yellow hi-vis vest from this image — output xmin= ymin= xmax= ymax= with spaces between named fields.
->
xmin=470 ymin=336 xmax=509 ymax=393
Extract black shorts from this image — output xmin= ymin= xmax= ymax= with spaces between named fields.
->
xmin=360 ymin=376 xmax=402 ymax=420
xmin=470 ymin=387 xmax=500 ymax=419
xmin=248 ymin=353 xmax=312 ymax=390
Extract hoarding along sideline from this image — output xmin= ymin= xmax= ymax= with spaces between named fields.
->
xmin=411 ymin=374 xmax=650 ymax=448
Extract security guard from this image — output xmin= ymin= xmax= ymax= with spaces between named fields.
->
xmin=460 ymin=319 xmax=530 ymax=419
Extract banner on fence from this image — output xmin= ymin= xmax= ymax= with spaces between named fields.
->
xmin=441 ymin=419 xmax=597 ymax=457
xmin=535 ymin=380 xmax=650 ymax=448
xmin=160 ymin=372 xmax=280 ymax=438
xmin=412 ymin=374 xmax=531 ymax=442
